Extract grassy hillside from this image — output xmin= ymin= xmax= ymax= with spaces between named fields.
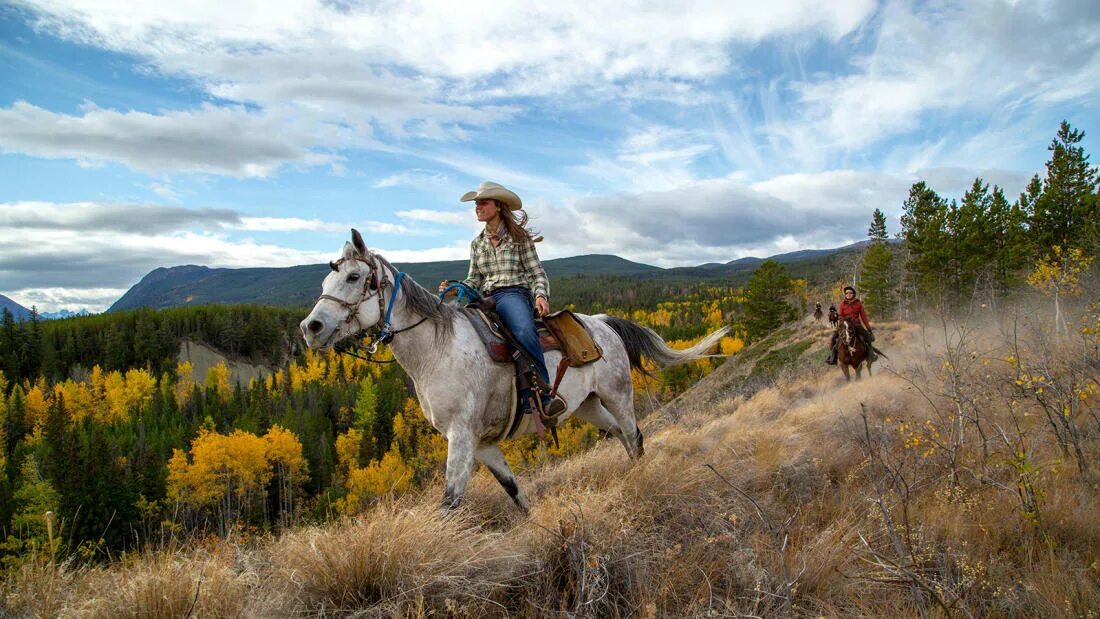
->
xmin=7 ymin=309 xmax=1096 ymax=616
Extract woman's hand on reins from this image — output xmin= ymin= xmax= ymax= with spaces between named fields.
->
xmin=535 ymin=296 xmax=549 ymax=317
xmin=438 ymin=280 xmax=449 ymax=293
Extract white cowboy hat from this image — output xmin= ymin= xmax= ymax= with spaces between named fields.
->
xmin=460 ymin=181 xmax=522 ymax=211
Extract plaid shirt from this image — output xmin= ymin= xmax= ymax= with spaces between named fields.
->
xmin=461 ymin=227 xmax=550 ymax=300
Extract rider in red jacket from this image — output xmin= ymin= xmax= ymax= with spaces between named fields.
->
xmin=827 ymin=285 xmax=875 ymax=365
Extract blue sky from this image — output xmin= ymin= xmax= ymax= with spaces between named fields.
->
xmin=1 ymin=0 xmax=1097 ymax=312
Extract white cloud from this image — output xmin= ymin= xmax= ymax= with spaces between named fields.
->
xmin=0 ymin=101 xmax=347 ymax=177
xmin=0 ymin=223 xmax=336 ymax=291
xmin=395 ymin=209 xmax=478 ymax=229
xmin=1 ymin=201 xmax=240 ymax=232
xmin=576 ymin=125 xmax=715 ymax=192
xmin=148 ymin=181 xmax=180 ymax=201
xmin=373 ymin=169 xmax=451 ymax=189
xmin=368 ymin=242 xmax=470 ymax=264
xmin=784 ymin=0 xmax=1100 ymax=158
xmin=21 ymin=1 xmax=873 ymax=90
xmin=4 ymin=287 xmax=127 ymax=314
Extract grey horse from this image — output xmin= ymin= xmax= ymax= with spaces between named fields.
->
xmin=301 ymin=230 xmax=728 ymax=510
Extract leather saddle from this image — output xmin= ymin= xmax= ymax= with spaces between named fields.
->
xmin=463 ymin=305 xmax=555 ymax=363
xmin=461 ymin=300 xmax=602 ymax=367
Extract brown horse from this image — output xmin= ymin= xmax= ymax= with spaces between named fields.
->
xmin=834 ymin=316 xmax=871 ymax=381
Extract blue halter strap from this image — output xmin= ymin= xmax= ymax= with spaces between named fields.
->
xmin=377 ymin=271 xmax=406 ymax=342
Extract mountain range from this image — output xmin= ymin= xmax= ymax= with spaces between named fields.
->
xmin=108 ymin=241 xmax=878 ymax=312
xmin=0 ymin=295 xmax=92 ymax=321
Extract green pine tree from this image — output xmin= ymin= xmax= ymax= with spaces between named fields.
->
xmin=1031 ymin=121 xmax=1100 ymax=253
xmin=868 ymin=208 xmax=889 ymax=242
xmin=953 ymin=178 xmax=996 ymax=297
xmin=900 ymin=181 xmax=951 ymax=303
xmin=737 ymin=260 xmax=797 ymax=343
xmin=987 ymin=186 xmax=1030 ymax=294
xmin=860 ymin=212 xmax=896 ymax=319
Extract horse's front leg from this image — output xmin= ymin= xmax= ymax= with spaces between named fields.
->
xmin=475 ymin=444 xmax=530 ymax=513
xmin=441 ymin=429 xmax=477 ymax=509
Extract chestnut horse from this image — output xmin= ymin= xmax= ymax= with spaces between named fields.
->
xmin=834 ymin=316 xmax=872 ymax=381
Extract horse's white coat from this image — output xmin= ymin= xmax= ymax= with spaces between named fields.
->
xmin=301 ymin=235 xmax=720 ymax=509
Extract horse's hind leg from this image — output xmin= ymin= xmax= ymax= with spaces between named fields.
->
xmin=475 ymin=443 xmax=530 ymax=512
xmin=577 ymin=391 xmax=643 ymax=460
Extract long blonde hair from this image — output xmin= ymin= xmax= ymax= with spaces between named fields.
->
xmin=495 ymin=200 xmax=542 ymax=243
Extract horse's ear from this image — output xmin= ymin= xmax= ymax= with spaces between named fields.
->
xmin=329 ymin=261 xmax=338 ymax=272
xmin=342 ymin=241 xmax=357 ymax=260
xmin=351 ymin=228 xmax=367 ymax=257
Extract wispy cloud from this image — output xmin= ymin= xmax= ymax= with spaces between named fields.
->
xmin=373 ymin=169 xmax=450 ymax=189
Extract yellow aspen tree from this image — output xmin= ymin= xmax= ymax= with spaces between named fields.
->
xmin=175 ymin=361 xmax=195 ymax=406
xmin=123 ymin=368 xmax=156 ymax=414
xmin=88 ymin=365 xmax=107 ymax=420
xmin=1027 ymin=246 xmax=1094 ymax=334
xmin=166 ymin=448 xmax=194 ymax=504
xmin=719 ymin=336 xmax=744 ymax=356
xmin=335 ymin=428 xmax=364 ymax=473
xmin=264 ymin=425 xmax=308 ymax=527
xmin=24 ymin=381 xmax=49 ymax=429
xmin=54 ymin=379 xmax=93 ymax=424
xmin=345 ymin=448 xmax=412 ymax=507
xmin=205 ymin=363 xmax=232 ymax=402
xmin=103 ymin=370 xmax=129 ymax=422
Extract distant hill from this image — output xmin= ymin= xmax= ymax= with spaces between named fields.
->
xmin=109 ymin=254 xmax=662 ymax=311
xmin=109 ymin=242 xmax=886 ymax=312
xmin=0 ymin=294 xmax=33 ymax=321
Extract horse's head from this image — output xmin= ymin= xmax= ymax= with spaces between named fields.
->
xmin=300 ymin=229 xmax=390 ymax=349
xmin=839 ymin=316 xmax=854 ymax=345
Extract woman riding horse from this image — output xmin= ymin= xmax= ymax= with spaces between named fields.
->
xmin=438 ymin=181 xmax=567 ymax=420
xmin=827 ymin=285 xmax=874 ymax=365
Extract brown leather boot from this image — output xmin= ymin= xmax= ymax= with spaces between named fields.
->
xmin=542 ymin=394 xmax=567 ymax=421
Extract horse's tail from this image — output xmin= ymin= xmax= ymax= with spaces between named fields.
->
xmin=597 ymin=315 xmax=729 ymax=373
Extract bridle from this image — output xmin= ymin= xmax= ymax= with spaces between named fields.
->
xmin=316 ymin=253 xmax=387 ymax=347
xmin=314 ymin=251 xmax=429 ymax=359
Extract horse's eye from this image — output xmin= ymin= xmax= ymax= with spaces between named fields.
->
xmin=346 ymin=273 xmax=360 ymax=283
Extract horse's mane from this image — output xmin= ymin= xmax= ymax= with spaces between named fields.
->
xmin=376 ymin=254 xmax=457 ymax=346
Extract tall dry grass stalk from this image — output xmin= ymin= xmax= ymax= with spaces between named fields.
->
xmin=3 ymin=317 xmax=1097 ymax=616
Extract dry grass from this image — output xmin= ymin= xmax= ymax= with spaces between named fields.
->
xmin=4 ymin=316 xmax=1098 ymax=617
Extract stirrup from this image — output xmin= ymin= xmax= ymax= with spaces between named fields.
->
xmin=540 ymin=394 xmax=567 ymax=425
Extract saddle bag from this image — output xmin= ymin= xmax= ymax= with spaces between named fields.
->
xmin=542 ymin=310 xmax=602 ymax=367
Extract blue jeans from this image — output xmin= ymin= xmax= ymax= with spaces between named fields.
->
xmin=490 ymin=288 xmax=549 ymax=386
